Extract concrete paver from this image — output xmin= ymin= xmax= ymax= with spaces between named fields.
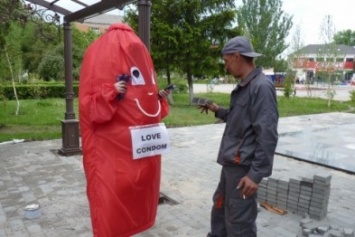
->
xmin=1 ymin=112 xmax=355 ymax=236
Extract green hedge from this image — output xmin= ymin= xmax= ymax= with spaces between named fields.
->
xmin=0 ymin=80 xmax=188 ymax=100
xmin=0 ymin=84 xmax=79 ymax=100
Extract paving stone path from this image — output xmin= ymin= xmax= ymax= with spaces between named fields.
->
xmin=1 ymin=112 xmax=355 ymax=237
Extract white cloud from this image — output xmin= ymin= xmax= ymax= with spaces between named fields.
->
xmin=282 ymin=0 xmax=355 ymax=46
xmin=235 ymin=0 xmax=355 ymax=56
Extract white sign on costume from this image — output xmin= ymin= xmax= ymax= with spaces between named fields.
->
xmin=130 ymin=123 xmax=170 ymax=159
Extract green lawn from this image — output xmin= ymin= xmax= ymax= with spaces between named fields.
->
xmin=0 ymin=93 xmax=354 ymax=142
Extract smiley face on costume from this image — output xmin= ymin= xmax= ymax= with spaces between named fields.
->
xmin=79 ymin=23 xmax=170 ymax=237
xmin=124 ymin=66 xmax=161 ymax=118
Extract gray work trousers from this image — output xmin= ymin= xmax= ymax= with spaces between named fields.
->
xmin=207 ymin=165 xmax=257 ymax=237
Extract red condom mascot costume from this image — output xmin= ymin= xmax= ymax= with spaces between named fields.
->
xmin=79 ymin=23 xmax=169 ymax=237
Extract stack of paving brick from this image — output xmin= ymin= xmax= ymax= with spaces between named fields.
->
xmin=257 ymin=173 xmax=332 ymax=220
xmin=276 ymin=177 xmax=289 ymax=210
xmin=298 ymin=177 xmax=313 ymax=215
xmin=287 ymin=178 xmax=300 ymax=213
xmin=309 ymin=174 xmax=332 ymax=220
xmin=266 ymin=177 xmax=278 ymax=206
xmin=257 ymin=178 xmax=268 ymax=203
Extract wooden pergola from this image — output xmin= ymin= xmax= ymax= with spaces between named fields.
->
xmin=24 ymin=0 xmax=152 ymax=156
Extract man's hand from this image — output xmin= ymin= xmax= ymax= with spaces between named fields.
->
xmin=197 ymin=101 xmax=219 ymax=114
xmin=237 ymin=176 xmax=258 ymax=199
xmin=158 ymin=89 xmax=170 ymax=99
xmin=114 ymin=80 xmax=127 ymax=94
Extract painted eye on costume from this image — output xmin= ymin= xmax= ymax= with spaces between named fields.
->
xmin=130 ymin=66 xmax=145 ymax=85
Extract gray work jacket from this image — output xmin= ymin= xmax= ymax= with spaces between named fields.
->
xmin=215 ymin=68 xmax=279 ymax=184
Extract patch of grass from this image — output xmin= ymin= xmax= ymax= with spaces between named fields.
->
xmin=277 ymin=96 xmax=353 ymax=117
xmin=349 ymin=90 xmax=355 ymax=104
xmin=0 ymin=125 xmax=60 ymax=141
xmin=0 ymin=98 xmax=71 ymax=142
xmin=0 ymin=94 xmax=354 ymax=142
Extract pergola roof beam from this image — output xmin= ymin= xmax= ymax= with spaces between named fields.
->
xmin=49 ymin=0 xmax=60 ymax=5
xmin=64 ymin=0 xmax=135 ymax=23
xmin=70 ymin=0 xmax=89 ymax=8
xmin=27 ymin=0 xmax=72 ymax=16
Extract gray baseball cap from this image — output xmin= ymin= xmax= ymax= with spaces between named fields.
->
xmin=221 ymin=36 xmax=262 ymax=57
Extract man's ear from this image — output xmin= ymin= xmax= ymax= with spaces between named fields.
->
xmin=234 ymin=53 xmax=241 ymax=62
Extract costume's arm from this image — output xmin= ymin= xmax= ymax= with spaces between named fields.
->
xmin=247 ymin=82 xmax=279 ymax=184
xmin=82 ymin=83 xmax=120 ymax=124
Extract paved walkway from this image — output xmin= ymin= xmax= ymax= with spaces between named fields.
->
xmin=1 ymin=112 xmax=355 ymax=237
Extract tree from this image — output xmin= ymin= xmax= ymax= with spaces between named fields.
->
xmin=0 ymin=0 xmax=23 ymax=81
xmin=38 ymin=45 xmax=64 ymax=81
xmin=333 ymin=29 xmax=355 ymax=46
xmin=317 ymin=15 xmax=339 ymax=107
xmin=285 ymin=26 xmax=304 ymax=98
xmin=21 ymin=22 xmax=50 ymax=74
xmin=37 ymin=26 xmax=99 ymax=81
xmin=71 ymin=25 xmax=99 ymax=80
xmin=3 ymin=21 xmax=23 ymax=115
xmin=0 ymin=1 xmax=100 ymax=84
xmin=0 ymin=0 xmax=22 ymax=26
xmin=125 ymin=0 xmax=239 ymax=103
xmin=237 ymin=0 xmax=293 ymax=69
xmin=0 ymin=0 xmax=62 ymax=81
xmin=273 ymin=58 xmax=288 ymax=73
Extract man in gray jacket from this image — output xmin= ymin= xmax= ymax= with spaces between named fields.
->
xmin=200 ymin=36 xmax=279 ymax=237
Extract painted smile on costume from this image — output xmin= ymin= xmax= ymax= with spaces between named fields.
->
xmin=131 ymin=66 xmax=161 ymax=117
xmin=134 ymin=97 xmax=161 ymax=117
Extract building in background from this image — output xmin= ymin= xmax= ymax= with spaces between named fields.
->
xmin=74 ymin=14 xmax=123 ymax=34
xmin=291 ymin=44 xmax=355 ymax=84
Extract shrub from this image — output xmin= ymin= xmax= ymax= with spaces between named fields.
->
xmin=37 ymin=54 xmax=64 ymax=81
xmin=0 ymin=83 xmax=79 ymax=100
xmin=283 ymin=72 xmax=295 ymax=98
xmin=350 ymin=90 xmax=355 ymax=104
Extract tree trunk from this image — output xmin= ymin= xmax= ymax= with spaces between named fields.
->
xmin=165 ymin=66 xmax=174 ymax=105
xmin=326 ymin=74 xmax=334 ymax=108
xmin=5 ymin=48 xmax=20 ymax=116
xmin=186 ymin=66 xmax=194 ymax=105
